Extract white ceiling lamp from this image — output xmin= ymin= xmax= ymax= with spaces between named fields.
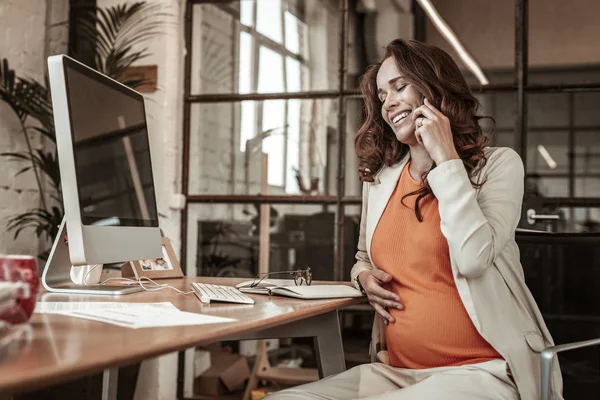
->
xmin=416 ymin=0 xmax=489 ymax=85
xmin=537 ymin=145 xmax=557 ymax=169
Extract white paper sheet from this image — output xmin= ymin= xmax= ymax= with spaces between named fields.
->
xmin=34 ymin=301 xmax=178 ymax=314
xmin=55 ymin=306 xmax=235 ymax=329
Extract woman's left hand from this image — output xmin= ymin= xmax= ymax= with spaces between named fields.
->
xmin=413 ymin=98 xmax=460 ymax=165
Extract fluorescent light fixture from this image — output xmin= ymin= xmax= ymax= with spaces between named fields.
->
xmin=537 ymin=145 xmax=557 ymax=169
xmin=416 ymin=0 xmax=489 ymax=85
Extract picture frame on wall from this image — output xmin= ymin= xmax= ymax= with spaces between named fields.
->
xmin=122 ymin=236 xmax=184 ymax=280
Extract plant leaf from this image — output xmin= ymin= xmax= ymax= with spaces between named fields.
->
xmin=2 ymin=0 xmax=167 ymax=252
xmin=81 ymin=2 xmax=169 ymax=82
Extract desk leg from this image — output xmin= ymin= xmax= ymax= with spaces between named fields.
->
xmin=312 ymin=311 xmax=346 ymax=379
xmin=101 ymin=368 xmax=118 ymax=400
xmin=230 ymin=310 xmax=346 ymax=379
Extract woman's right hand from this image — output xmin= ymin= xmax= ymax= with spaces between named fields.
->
xmin=358 ymin=270 xmax=403 ymax=323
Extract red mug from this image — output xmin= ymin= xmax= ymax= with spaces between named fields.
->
xmin=0 ymin=255 xmax=39 ymax=323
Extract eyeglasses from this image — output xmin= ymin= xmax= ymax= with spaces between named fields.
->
xmin=250 ymin=267 xmax=312 ymax=288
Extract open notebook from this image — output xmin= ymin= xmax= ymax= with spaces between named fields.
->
xmin=236 ymin=279 xmax=364 ymax=299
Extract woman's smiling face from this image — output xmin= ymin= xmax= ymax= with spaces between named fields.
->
xmin=376 ymin=57 xmax=423 ymax=145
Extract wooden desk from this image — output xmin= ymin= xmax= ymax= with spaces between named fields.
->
xmin=0 ymin=277 xmax=363 ymax=399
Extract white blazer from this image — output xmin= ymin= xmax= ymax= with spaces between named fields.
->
xmin=350 ymin=147 xmax=563 ymax=400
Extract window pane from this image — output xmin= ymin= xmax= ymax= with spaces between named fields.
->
xmin=258 ymin=46 xmax=284 ymax=93
xmin=527 ymin=177 xmax=569 ymax=197
xmin=575 ymin=131 xmax=600 ymax=174
xmin=491 ymin=93 xmax=515 ymax=131
xmin=284 ymin=10 xmax=308 ymax=58
xmin=575 ymin=92 xmax=600 ymax=127
xmin=187 ymin=203 xmax=251 ymax=277
xmin=492 ymin=131 xmax=515 ymax=149
xmin=240 ymin=0 xmax=253 ymax=27
xmin=284 ymin=11 xmax=300 ymax=54
xmin=190 ymin=3 xmax=235 ymax=94
xmin=576 ymin=178 xmax=600 ymax=198
xmin=528 ymin=93 xmax=569 ymax=128
xmin=189 ymin=101 xmax=335 ymax=196
xmin=239 ymin=101 xmax=255 ymax=152
xmin=238 ymin=31 xmax=253 ymax=94
xmin=187 ymin=204 xmax=355 ymax=280
xmin=286 ymin=57 xmax=301 ymax=92
xmin=191 ymin=1 xmax=339 ymax=95
xmin=286 ymin=99 xmax=301 ymax=193
xmin=256 ymin=0 xmax=282 ymax=44
xmin=526 ymin=131 xmax=568 ymax=175
xmin=189 ymin=103 xmax=235 ymax=196
xmin=262 ymin=100 xmax=286 ymax=186
xmin=563 ymin=208 xmax=600 ymax=233
xmin=344 ymin=99 xmax=366 ymax=197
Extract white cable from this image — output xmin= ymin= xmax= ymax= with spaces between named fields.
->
xmin=83 ymin=264 xmax=102 ymax=286
xmin=85 ymin=266 xmax=194 ymax=295
xmin=137 ymin=277 xmax=194 ymax=295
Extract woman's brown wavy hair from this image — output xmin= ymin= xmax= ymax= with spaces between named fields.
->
xmin=355 ymin=39 xmax=491 ymax=221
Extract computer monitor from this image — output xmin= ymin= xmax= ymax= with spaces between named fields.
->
xmin=42 ymin=54 xmax=162 ymax=295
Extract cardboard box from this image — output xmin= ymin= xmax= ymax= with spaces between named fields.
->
xmin=194 ymin=350 xmax=250 ymax=397
xmin=194 ymin=349 xmax=211 ymax=378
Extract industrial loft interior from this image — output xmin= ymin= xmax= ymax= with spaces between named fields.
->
xmin=0 ymin=0 xmax=599 ymax=399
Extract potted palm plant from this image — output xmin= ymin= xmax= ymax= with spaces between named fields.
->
xmin=0 ymin=1 xmax=167 ymax=258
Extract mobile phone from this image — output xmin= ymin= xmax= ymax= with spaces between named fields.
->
xmin=418 ymin=95 xmax=426 ymax=121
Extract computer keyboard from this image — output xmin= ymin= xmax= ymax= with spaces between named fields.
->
xmin=190 ymin=282 xmax=255 ymax=304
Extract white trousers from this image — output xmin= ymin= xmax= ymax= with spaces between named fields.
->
xmin=267 ymin=359 xmax=519 ymax=399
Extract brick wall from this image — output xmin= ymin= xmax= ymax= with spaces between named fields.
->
xmin=0 ymin=0 xmax=68 ymax=256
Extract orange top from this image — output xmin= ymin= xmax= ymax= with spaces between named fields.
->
xmin=370 ymin=162 xmax=502 ymax=369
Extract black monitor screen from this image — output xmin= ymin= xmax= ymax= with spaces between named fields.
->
xmin=63 ymin=58 xmax=158 ymax=227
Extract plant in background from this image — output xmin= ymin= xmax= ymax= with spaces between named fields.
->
xmin=0 ymin=62 xmax=60 ymax=245
xmin=0 ymin=1 xmax=166 ymax=258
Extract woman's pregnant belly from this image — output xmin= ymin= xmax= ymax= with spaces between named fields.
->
xmin=385 ymin=284 xmax=501 ymax=369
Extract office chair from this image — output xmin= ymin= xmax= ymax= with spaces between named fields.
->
xmin=516 ymin=228 xmax=600 ymax=400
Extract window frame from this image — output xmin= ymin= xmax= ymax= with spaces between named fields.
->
xmin=238 ymin=0 xmax=308 ymax=190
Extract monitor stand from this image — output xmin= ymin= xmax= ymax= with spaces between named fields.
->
xmin=42 ymin=217 xmax=142 ymax=295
